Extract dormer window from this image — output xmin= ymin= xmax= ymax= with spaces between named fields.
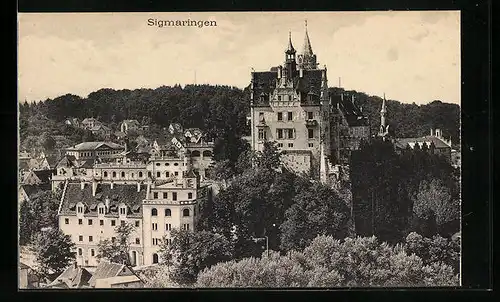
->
xmin=77 ymin=205 xmax=84 ymax=214
xmin=98 ymin=205 xmax=105 ymax=215
xmin=119 ymin=206 xmax=127 ymax=215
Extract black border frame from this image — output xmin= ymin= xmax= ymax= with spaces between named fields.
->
xmin=8 ymin=0 xmax=493 ymax=300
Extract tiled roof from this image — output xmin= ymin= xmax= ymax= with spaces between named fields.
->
xmin=395 ymin=136 xmax=451 ymax=149
xmin=55 ymin=155 xmax=79 ymax=169
xmin=33 ymin=169 xmax=55 ymax=184
xmin=20 ymin=184 xmax=45 ymax=199
xmin=66 ymin=142 xmax=124 ymax=151
xmin=48 ymin=265 xmax=92 ymax=288
xmin=59 ymin=182 xmax=146 ymax=217
xmin=333 ymin=93 xmax=369 ymax=127
xmin=88 ymin=261 xmax=129 ymax=287
xmin=251 ymin=71 xmax=278 ymax=105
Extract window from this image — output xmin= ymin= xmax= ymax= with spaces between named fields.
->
xmin=165 ymin=171 xmax=170 ymax=177
xmin=307 ymin=111 xmax=314 ymax=119
xmin=152 ymin=253 xmax=159 ymax=264
xmin=79 ymin=235 xmax=83 ymax=242
xmin=165 ymin=209 xmax=171 ymax=216
xmin=183 ymin=209 xmax=190 ymax=217
xmin=121 ymin=172 xmax=125 ymax=178
xmin=78 ymin=219 xmax=83 ymax=225
xmin=148 ymin=172 xmax=152 ymax=177
xmin=133 ymin=238 xmax=140 ymax=245
xmin=163 ymin=192 xmax=168 ymax=199
xmin=89 ymin=236 xmax=93 ymax=242
xmin=166 ymin=223 xmax=172 ymax=231
xmin=100 ymin=220 xmax=104 ymax=226
xmin=156 ymin=172 xmax=161 ymax=178
xmin=188 ymin=192 xmax=193 ymax=199
xmin=278 ymin=95 xmax=282 ymax=101
xmin=103 ymin=171 xmax=108 ymax=177
xmin=152 ymin=223 xmax=158 ymax=231
xmin=78 ymin=248 xmax=82 ymax=256
xmin=277 ymin=112 xmax=283 ymax=121
xmin=258 ymin=112 xmax=264 ymax=121
xmin=288 ymin=143 xmax=294 ymax=148
xmin=112 ymin=172 xmax=116 ymax=178
xmin=111 ymin=237 xmax=116 ymax=243
xmin=153 ymin=192 xmax=158 ymax=199
xmin=258 ymin=129 xmax=266 ymax=140
xmin=91 ymin=249 xmax=95 ymax=257
xmin=182 ymin=224 xmax=190 ymax=231
xmin=152 ymin=238 xmax=160 ymax=245
xmin=156 ymin=163 xmax=161 ymax=166
xmin=308 ymin=129 xmax=314 ymax=139
xmin=277 ymin=143 xmax=283 ymax=148
xmin=151 ymin=208 xmax=158 ymax=216
xmin=287 ymin=129 xmax=294 ymax=139
xmin=174 ymin=163 xmax=179 ymax=166
xmin=111 ymin=220 xmax=116 ymax=226
xmin=174 ymin=171 xmax=179 ymax=176
xmin=88 ymin=219 xmax=93 ymax=225
xmin=121 ymin=220 xmax=126 ymax=226
xmin=287 ymin=112 xmax=293 ymax=121
xmin=308 ymin=143 xmax=314 ymax=148
xmin=65 ymin=218 xmax=69 ymax=225
xmin=120 ymin=207 xmax=126 ymax=215
xmin=77 ymin=206 xmax=84 ymax=214
xmin=165 ymin=163 xmax=170 ymax=166
xmin=172 ymin=192 xmax=177 ymax=201
xmin=98 ymin=207 xmax=104 ymax=214
xmin=139 ymin=172 xmax=143 ymax=178
xmin=277 ymin=129 xmax=283 ymax=139
xmin=131 ymin=173 xmax=135 ymax=178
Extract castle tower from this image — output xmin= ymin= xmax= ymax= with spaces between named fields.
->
xmin=283 ymin=32 xmax=297 ymax=79
xmin=297 ymin=20 xmax=318 ymax=70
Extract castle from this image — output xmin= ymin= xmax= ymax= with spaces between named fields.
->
xmin=249 ymin=22 xmax=370 ymax=183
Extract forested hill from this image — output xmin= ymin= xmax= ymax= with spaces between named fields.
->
xmin=19 ymin=85 xmax=460 ymax=146
xmin=329 ymin=88 xmax=460 ymax=147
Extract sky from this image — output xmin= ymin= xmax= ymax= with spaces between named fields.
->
xmin=18 ymin=11 xmax=460 ymax=105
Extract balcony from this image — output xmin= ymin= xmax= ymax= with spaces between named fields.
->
xmin=305 ymin=119 xmax=318 ymax=127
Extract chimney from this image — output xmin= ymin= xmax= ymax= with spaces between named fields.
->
xmin=137 ymin=182 xmax=141 ymax=192
xmin=299 ymin=69 xmax=303 ymax=78
xmin=105 ymin=196 xmax=110 ymax=211
xmin=110 ymin=181 xmax=114 ymax=189
xmin=430 ymin=128 xmax=434 ymax=136
xmin=92 ymin=181 xmax=97 ymax=196
xmin=80 ymin=182 xmax=85 ymax=190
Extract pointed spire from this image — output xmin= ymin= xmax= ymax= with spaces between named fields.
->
xmin=286 ymin=31 xmax=295 ymax=54
xmin=303 ymin=20 xmax=313 ymax=56
xmin=381 ymin=93 xmax=386 ymax=113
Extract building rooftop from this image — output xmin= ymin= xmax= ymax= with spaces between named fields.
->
xmin=66 ymin=142 xmax=124 ymax=151
xmin=59 ymin=182 xmax=146 ymax=217
xmin=395 ymin=136 xmax=451 ymax=149
xmin=47 ymin=264 xmax=92 ymax=288
xmin=88 ymin=261 xmax=134 ymax=288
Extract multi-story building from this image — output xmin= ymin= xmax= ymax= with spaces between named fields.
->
xmin=249 ymin=25 xmax=331 ymax=182
xmin=57 ymin=152 xmax=212 ymax=267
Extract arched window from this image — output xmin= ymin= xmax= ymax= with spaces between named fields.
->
xmin=165 ymin=209 xmax=171 ymax=217
xmin=183 ymin=209 xmax=190 ymax=217
xmin=103 ymin=171 xmax=108 ymax=177
xmin=152 ymin=253 xmax=159 ymax=264
xmin=151 ymin=208 xmax=158 ymax=216
xmin=131 ymin=251 xmax=137 ymax=266
xmin=121 ymin=172 xmax=125 ymax=178
xmin=78 ymin=248 xmax=82 ymax=256
xmin=139 ymin=172 xmax=143 ymax=178
xmin=191 ymin=150 xmax=201 ymax=157
xmin=202 ymin=150 xmax=212 ymax=157
xmin=112 ymin=171 xmax=117 ymax=178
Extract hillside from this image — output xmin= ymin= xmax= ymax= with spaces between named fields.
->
xmin=19 ymin=85 xmax=460 ymax=148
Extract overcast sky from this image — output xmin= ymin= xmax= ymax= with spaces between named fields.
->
xmin=18 ymin=11 xmax=460 ymax=105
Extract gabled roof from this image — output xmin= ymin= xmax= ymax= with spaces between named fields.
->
xmin=88 ymin=261 xmax=133 ymax=287
xmin=94 ymin=275 xmax=143 ymax=288
xmin=66 ymin=142 xmax=124 ymax=151
xmin=48 ymin=264 xmax=92 ymax=288
xmin=33 ymin=169 xmax=55 ymax=184
xmin=395 ymin=136 xmax=451 ymax=149
xmin=251 ymin=71 xmax=278 ymax=105
xmin=59 ymin=182 xmax=146 ymax=217
xmin=20 ymin=184 xmax=45 ymax=199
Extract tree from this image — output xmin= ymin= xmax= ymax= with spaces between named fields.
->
xmin=196 ymin=235 xmax=459 ymax=288
xmin=96 ymin=222 xmax=136 ymax=265
xmin=32 ymin=228 xmax=76 ymax=278
xmin=19 ymin=200 xmax=34 ymax=246
xmin=280 ymin=182 xmax=350 ymax=252
xmin=159 ymin=229 xmax=233 ymax=285
xmin=19 ymin=191 xmax=60 ymax=245
xmin=255 ymin=141 xmax=281 ymax=170
xmin=404 ymin=232 xmax=460 ymax=273
xmin=41 ymin=134 xmax=57 ymax=151
xmin=411 ymin=179 xmax=459 ymax=229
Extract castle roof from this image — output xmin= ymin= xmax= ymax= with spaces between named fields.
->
xmin=59 ymin=182 xmax=146 ymax=217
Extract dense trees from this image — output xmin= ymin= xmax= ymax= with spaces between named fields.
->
xmin=32 ymin=228 xmax=76 ymax=278
xmin=19 ymin=191 xmax=60 ymax=246
xmin=196 ymin=234 xmax=459 ymax=287
xmin=157 ymin=229 xmax=233 ymax=285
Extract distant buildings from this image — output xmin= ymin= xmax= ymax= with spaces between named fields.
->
xmin=394 ymin=129 xmax=453 ymax=163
